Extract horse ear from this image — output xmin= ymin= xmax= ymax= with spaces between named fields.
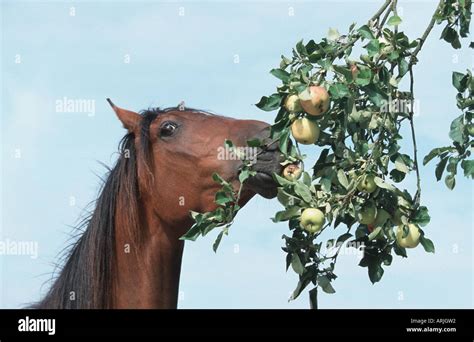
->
xmin=106 ymin=98 xmax=140 ymax=132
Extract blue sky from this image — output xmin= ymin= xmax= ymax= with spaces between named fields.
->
xmin=1 ymin=0 xmax=472 ymax=308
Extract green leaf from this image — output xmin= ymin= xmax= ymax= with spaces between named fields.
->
xmin=274 ymin=173 xmax=293 ymax=186
xmin=272 ymin=206 xmax=300 ymax=222
xmin=337 ymin=169 xmax=349 ymax=189
xmin=452 ymin=72 xmax=467 ymax=92
xmin=390 ymin=169 xmax=406 ymax=183
xmin=423 ymin=147 xmax=451 ymax=165
xmin=295 ymin=39 xmax=307 ymax=56
xmin=435 ymin=155 xmax=449 ymax=181
xmin=394 ymin=155 xmax=410 ymax=174
xmin=212 ymin=172 xmax=229 ymax=186
xmin=358 ymin=25 xmax=375 ymax=40
xmin=279 ymin=128 xmax=291 ymax=154
xmin=246 ymin=138 xmax=262 ymax=147
xmin=201 ymin=222 xmax=218 ymax=236
xmin=327 ymin=27 xmax=341 ymax=41
xmin=289 ymin=277 xmax=311 ymax=301
xmin=387 ymin=15 xmax=402 ymax=26
xmin=441 ymin=26 xmax=461 ymax=49
xmin=302 ymin=172 xmax=312 ymax=187
xmin=215 ymin=191 xmax=234 ymax=205
xmin=291 ymin=254 xmax=305 ymax=275
xmin=364 ymin=84 xmax=387 ymax=107
xmin=320 ymin=177 xmax=332 ymax=192
xmin=445 ymin=174 xmax=456 ymax=189
xmin=333 ymin=65 xmax=354 ymax=82
xmin=280 ymin=55 xmax=292 ymax=69
xmin=461 ymin=159 xmax=474 ymax=178
xmin=180 ymin=224 xmax=202 ymax=241
xmin=189 ymin=210 xmax=202 ymax=222
xmin=355 ymin=68 xmax=372 ymax=86
xmin=412 ymin=206 xmax=430 ymax=227
xmin=368 ymin=261 xmax=384 ymax=284
xmin=277 ymin=188 xmax=297 ymax=206
xmin=374 ymin=176 xmax=396 ymax=191
xmin=398 ymin=59 xmax=409 ymax=77
xmin=420 ymin=235 xmax=435 ymax=253
xmin=213 ymin=231 xmax=225 ymax=252
xmin=294 ymin=182 xmax=313 ymax=203
xmin=256 ymin=93 xmax=282 ymax=111
xmin=285 ymin=253 xmax=292 ymax=271
xmin=329 ymin=83 xmax=350 ymax=99
xmin=270 ymin=68 xmax=291 ymax=83
xmin=337 ymin=233 xmax=352 ymax=244
xmin=305 ymin=40 xmax=318 ymax=54
xmin=238 ymin=168 xmax=252 ymax=184
xmin=447 ymin=157 xmax=459 ymax=175
xmin=313 ymin=148 xmax=330 ymax=173
xmin=449 ymin=114 xmax=465 ymax=144
xmin=366 ymin=39 xmax=381 ymax=57
xmin=317 ymin=275 xmax=336 ymax=294
xmin=393 ymin=243 xmax=407 ymax=258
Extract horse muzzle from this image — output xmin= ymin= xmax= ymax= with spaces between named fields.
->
xmin=243 ymin=135 xmax=285 ymax=199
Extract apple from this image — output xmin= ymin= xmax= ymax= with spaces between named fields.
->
xmin=284 ymin=94 xmax=303 ymax=113
xmin=300 ymin=208 xmax=325 ymax=233
xmin=357 ymin=174 xmax=377 ymax=193
xmin=396 ymin=223 xmax=421 ymax=248
xmin=360 ymin=54 xmax=372 ymax=64
xmin=350 ymin=64 xmax=359 ymax=79
xmin=467 ymin=123 xmax=474 ymax=137
xmin=299 ymin=86 xmax=330 ymax=116
xmin=291 ymin=117 xmax=320 ymax=145
xmin=356 ymin=202 xmax=377 ymax=225
xmin=373 ymin=208 xmax=390 ymax=227
xmin=283 ymin=164 xmax=302 ymax=181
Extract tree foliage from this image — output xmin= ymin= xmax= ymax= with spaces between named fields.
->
xmin=183 ymin=0 xmax=472 ymax=308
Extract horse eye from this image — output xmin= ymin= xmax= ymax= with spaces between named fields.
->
xmin=159 ymin=121 xmax=178 ymax=137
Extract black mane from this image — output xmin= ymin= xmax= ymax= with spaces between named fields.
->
xmin=32 ymin=109 xmax=160 ymax=309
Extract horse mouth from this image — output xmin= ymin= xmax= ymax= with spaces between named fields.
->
xmin=243 ymin=144 xmax=283 ymax=199
xmin=245 ymin=170 xmax=279 ymax=199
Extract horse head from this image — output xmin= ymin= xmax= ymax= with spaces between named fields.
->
xmin=108 ymin=99 xmax=282 ymax=236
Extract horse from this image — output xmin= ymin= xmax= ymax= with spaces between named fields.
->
xmin=33 ymin=100 xmax=283 ymax=309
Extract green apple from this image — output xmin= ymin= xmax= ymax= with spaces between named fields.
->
xmin=396 ymin=223 xmax=421 ymax=248
xmin=291 ymin=117 xmax=320 ymax=145
xmin=357 ymin=174 xmax=377 ymax=193
xmin=467 ymin=123 xmax=474 ymax=137
xmin=299 ymin=86 xmax=330 ymax=116
xmin=284 ymin=94 xmax=303 ymax=113
xmin=357 ymin=202 xmax=377 ymax=225
xmin=300 ymin=208 xmax=325 ymax=233
xmin=373 ymin=208 xmax=390 ymax=227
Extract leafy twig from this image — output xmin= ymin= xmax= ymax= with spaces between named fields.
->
xmin=408 ymin=66 xmax=422 ymax=206
xmin=410 ymin=0 xmax=444 ymax=64
xmin=370 ymin=0 xmax=393 ymax=23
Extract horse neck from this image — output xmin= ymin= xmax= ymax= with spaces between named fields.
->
xmin=113 ymin=199 xmax=185 ymax=309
